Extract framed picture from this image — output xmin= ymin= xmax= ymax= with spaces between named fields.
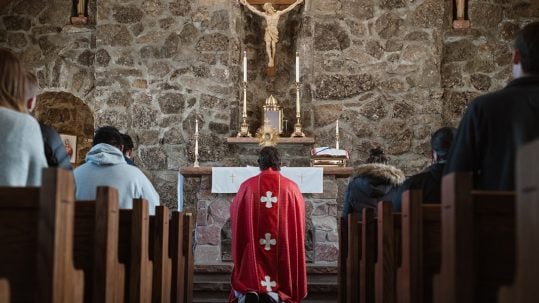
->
xmin=59 ymin=134 xmax=77 ymax=164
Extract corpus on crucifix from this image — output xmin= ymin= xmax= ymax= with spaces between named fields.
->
xmin=239 ymin=0 xmax=304 ymax=68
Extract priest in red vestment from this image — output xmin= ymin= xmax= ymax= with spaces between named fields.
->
xmin=229 ymin=147 xmax=307 ymax=303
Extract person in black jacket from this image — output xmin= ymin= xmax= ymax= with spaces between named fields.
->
xmin=25 ymin=72 xmax=72 ymax=170
xmin=392 ymin=127 xmax=456 ymax=211
xmin=444 ymin=22 xmax=539 ymax=190
xmin=342 ymin=147 xmax=405 ymax=219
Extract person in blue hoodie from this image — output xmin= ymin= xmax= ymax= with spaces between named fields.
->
xmin=74 ymin=126 xmax=160 ymax=215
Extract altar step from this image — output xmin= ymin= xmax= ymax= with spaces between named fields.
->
xmin=193 ymin=263 xmax=338 ymax=303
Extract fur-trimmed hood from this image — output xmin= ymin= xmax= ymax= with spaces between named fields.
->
xmin=352 ymin=163 xmax=405 ymax=186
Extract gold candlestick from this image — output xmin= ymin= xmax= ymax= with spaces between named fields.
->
xmin=194 ymin=119 xmax=199 ymax=167
xmin=291 ymin=82 xmax=305 ymax=137
xmin=237 ymin=81 xmax=252 ymax=137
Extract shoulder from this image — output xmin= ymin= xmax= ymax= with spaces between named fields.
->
xmin=352 ymin=163 xmax=405 ymax=185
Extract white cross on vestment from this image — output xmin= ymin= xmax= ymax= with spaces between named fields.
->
xmin=259 ymin=233 xmax=277 ymax=251
xmin=260 ymin=191 xmax=278 ymax=208
xmin=261 ymin=275 xmax=277 ymax=292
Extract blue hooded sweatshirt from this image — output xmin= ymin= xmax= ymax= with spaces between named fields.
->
xmin=74 ymin=143 xmax=160 ymax=215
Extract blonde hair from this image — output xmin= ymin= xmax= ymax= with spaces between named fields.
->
xmin=0 ymin=48 xmax=27 ymax=112
xmin=25 ymin=71 xmax=39 ymax=101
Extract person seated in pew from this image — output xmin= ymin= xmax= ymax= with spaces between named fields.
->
xmin=0 ymin=48 xmax=48 ymax=186
xmin=24 ymin=71 xmax=72 ymax=170
xmin=392 ymin=127 xmax=456 ymax=211
xmin=74 ymin=126 xmax=160 ymax=215
xmin=444 ymin=21 xmax=539 ymax=190
xmin=121 ymin=133 xmax=136 ymax=166
xmin=229 ymin=147 xmax=307 ymax=303
xmin=342 ymin=147 xmax=405 ymax=218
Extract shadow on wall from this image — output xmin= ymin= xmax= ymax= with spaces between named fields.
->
xmin=33 ymin=91 xmax=94 ymax=167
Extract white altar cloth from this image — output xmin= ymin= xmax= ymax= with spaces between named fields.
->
xmin=211 ymin=167 xmax=323 ymax=193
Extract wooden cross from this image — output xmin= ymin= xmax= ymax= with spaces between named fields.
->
xmin=246 ymin=0 xmax=296 ymax=9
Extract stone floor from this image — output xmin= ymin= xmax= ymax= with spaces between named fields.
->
xmin=193 ymin=263 xmax=338 ymax=303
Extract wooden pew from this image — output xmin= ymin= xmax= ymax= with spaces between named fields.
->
xmin=178 ymin=212 xmax=194 ymax=303
xmin=0 ymin=168 xmax=84 ymax=303
xmin=149 ymin=206 xmax=172 ymax=303
xmin=375 ymin=202 xmax=401 ymax=303
xmin=396 ymin=190 xmax=441 ymax=303
xmin=498 ymin=140 xmax=539 ymax=303
xmin=360 ymin=208 xmax=376 ymax=303
xmin=343 ymin=213 xmax=361 ymax=303
xmin=434 ymin=172 xmax=515 ymax=303
xmin=338 ymin=216 xmax=347 ymax=303
xmin=118 ymin=199 xmax=153 ymax=303
xmin=0 ymin=279 xmax=9 ymax=302
xmin=74 ymin=187 xmax=125 ymax=303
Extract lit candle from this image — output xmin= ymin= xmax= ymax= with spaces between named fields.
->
xmin=295 ymin=52 xmax=300 ymax=83
xmin=243 ymin=51 xmax=247 ymax=82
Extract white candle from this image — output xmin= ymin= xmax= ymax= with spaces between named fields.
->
xmin=295 ymin=52 xmax=300 ymax=83
xmin=336 ymin=119 xmax=339 ymax=150
xmin=243 ymin=88 xmax=247 ymax=117
xmin=243 ymin=51 xmax=247 ymax=82
xmin=195 ymin=119 xmax=199 ymax=155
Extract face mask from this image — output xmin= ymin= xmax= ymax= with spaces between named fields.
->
xmin=512 ymin=63 xmax=523 ymax=79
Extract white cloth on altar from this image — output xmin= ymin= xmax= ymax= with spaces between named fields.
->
xmin=211 ymin=167 xmax=323 ymax=193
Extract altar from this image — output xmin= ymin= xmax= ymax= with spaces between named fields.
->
xmin=179 ymin=166 xmax=353 ymax=265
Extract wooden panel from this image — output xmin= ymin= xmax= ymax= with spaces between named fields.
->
xmin=0 ymin=279 xmax=9 ymax=303
xmin=345 ymin=213 xmax=360 ymax=303
xmin=247 ymin=0 xmax=297 ymax=4
xmin=375 ymin=202 xmax=396 ymax=303
xmin=170 ymin=212 xmax=185 ymax=303
xmin=360 ymin=208 xmax=376 ymax=303
xmin=180 ymin=166 xmax=354 ymax=178
xmin=151 ymin=206 xmax=172 ymax=303
xmin=183 ymin=213 xmax=195 ymax=303
xmin=129 ymin=199 xmax=153 ymax=303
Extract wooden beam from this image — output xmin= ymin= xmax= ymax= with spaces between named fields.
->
xmin=247 ymin=0 xmax=296 ymax=5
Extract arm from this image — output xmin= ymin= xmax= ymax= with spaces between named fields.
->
xmin=277 ymin=0 xmax=304 ymax=15
xmin=239 ymin=0 xmax=266 ymax=17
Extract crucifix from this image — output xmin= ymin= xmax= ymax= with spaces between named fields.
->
xmin=71 ymin=0 xmax=89 ymax=25
xmin=239 ymin=0 xmax=304 ymax=74
xmin=453 ymin=0 xmax=470 ymax=29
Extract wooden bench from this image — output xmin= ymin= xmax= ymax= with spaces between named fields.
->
xmin=74 ymin=187 xmax=125 ymax=303
xmin=434 ymin=172 xmax=516 ymax=303
xmin=170 ymin=212 xmax=194 ymax=303
xmin=396 ymin=191 xmax=441 ymax=303
xmin=375 ymin=202 xmax=401 ymax=303
xmin=0 ymin=168 xmax=84 ymax=303
xmin=498 ymin=140 xmax=539 ymax=303
xmin=149 ymin=206 xmax=172 ymax=303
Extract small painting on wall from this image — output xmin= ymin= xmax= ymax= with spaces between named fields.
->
xmin=59 ymin=134 xmax=77 ymax=164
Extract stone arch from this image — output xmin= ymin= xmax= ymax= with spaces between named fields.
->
xmin=33 ymin=91 xmax=94 ymax=167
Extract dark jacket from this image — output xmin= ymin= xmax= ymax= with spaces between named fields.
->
xmin=342 ymin=163 xmax=405 ymax=218
xmin=40 ymin=123 xmax=72 ymax=170
xmin=444 ymin=76 xmax=539 ymax=190
xmin=392 ymin=162 xmax=445 ymax=212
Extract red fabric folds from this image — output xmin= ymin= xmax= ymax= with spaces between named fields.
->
xmin=229 ymin=169 xmax=307 ymax=303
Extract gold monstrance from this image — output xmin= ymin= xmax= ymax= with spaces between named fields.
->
xmin=262 ymin=95 xmax=283 ymax=134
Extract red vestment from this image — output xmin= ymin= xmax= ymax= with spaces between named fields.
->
xmin=229 ymin=168 xmax=307 ymax=303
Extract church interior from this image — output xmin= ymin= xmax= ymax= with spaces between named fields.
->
xmin=0 ymin=0 xmax=538 ymax=302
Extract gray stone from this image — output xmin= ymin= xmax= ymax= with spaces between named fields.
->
xmin=180 ymin=23 xmax=199 ymax=44
xmin=98 ymin=24 xmax=133 ymax=47
xmin=444 ymin=40 xmax=475 ymax=63
xmin=163 ymin=127 xmax=184 ymax=144
xmin=148 ymin=61 xmax=171 ymax=77
xmin=107 ymin=91 xmax=132 ymax=107
xmin=375 ymin=13 xmax=403 ymax=39
xmin=113 ymin=6 xmax=144 ymax=24
xmin=315 ymin=242 xmax=338 ymax=262
xmin=8 ymin=32 xmax=27 ymax=48
xmin=95 ymin=49 xmax=111 ymax=66
xmin=3 ymin=16 xmax=32 ymax=31
xmin=196 ymin=33 xmax=229 ymax=52
xmin=470 ymin=74 xmax=491 ymax=91
xmin=315 ymin=74 xmax=374 ymax=100
xmin=162 ymin=33 xmax=180 ymax=58
xmin=139 ymin=146 xmax=167 ymax=170
xmin=77 ymin=50 xmax=94 ymax=66
xmin=132 ymin=104 xmax=159 ymax=128
xmin=393 ymin=102 xmax=414 ymax=119
xmin=314 ymin=22 xmax=350 ymax=51
xmin=158 ymin=93 xmax=185 ymax=114
xmin=380 ymin=0 xmax=405 ymax=9
xmin=404 ymin=31 xmax=429 ymax=41
xmin=196 ymin=225 xmax=221 ymax=245
xmin=169 ymin=1 xmax=191 ymax=16
xmin=208 ymin=198 xmax=230 ymax=226
xmin=313 ymin=104 xmax=342 ymax=127
xmin=410 ymin=0 xmax=444 ymax=28
xmin=470 ymin=3 xmax=503 ymax=28
xmin=209 ymin=122 xmax=229 ymax=134
xmin=206 ymin=9 xmax=229 ymax=30
xmin=341 ymin=0 xmax=374 ymax=19
xmin=201 ymin=94 xmax=227 ymax=110
xmin=130 ymin=23 xmax=144 ymax=37
xmin=140 ymin=45 xmax=161 ymax=59
xmin=359 ymin=98 xmax=386 ymax=121
xmin=365 ymin=40 xmax=383 ymax=59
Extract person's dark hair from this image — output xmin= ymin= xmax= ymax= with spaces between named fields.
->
xmin=366 ymin=147 xmax=388 ymax=164
xmin=24 ymin=71 xmax=39 ymax=101
xmin=258 ymin=146 xmax=281 ymax=171
xmin=431 ymin=127 xmax=457 ymax=161
xmin=93 ymin=126 xmax=123 ymax=150
xmin=0 ymin=48 xmax=26 ymax=112
xmin=515 ymin=21 xmax=539 ymax=75
xmin=121 ymin=133 xmax=134 ymax=151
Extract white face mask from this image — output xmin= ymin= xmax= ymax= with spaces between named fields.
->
xmin=512 ymin=63 xmax=523 ymax=79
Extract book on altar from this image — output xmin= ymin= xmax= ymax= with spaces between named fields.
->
xmin=310 ymin=147 xmax=349 ymax=159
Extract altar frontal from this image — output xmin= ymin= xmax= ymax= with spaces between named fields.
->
xmin=211 ymin=167 xmax=323 ymax=193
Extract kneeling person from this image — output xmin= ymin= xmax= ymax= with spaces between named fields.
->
xmin=74 ymin=126 xmax=159 ymax=215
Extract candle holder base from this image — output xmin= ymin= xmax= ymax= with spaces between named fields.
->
xmin=237 ymin=121 xmax=252 ymax=137
xmin=290 ymin=123 xmax=305 ymax=138
xmin=193 ymin=160 xmax=199 ymax=168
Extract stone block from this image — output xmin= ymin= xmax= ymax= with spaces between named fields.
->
xmin=315 ymin=242 xmax=339 ymax=262
xmin=113 ymin=5 xmax=144 ymax=24
xmin=196 ymin=225 xmax=221 ymax=245
xmin=359 ymin=97 xmax=387 ymax=121
xmin=194 ymin=245 xmax=221 ymax=264
xmin=314 ymin=74 xmax=374 ymax=100
xmin=375 ymin=12 xmax=403 ymax=39
xmin=208 ymin=198 xmax=231 ymax=226
xmin=470 ymin=73 xmax=491 ymax=91
xmin=312 ymin=216 xmax=337 ymax=232
xmin=196 ymin=33 xmax=229 ymax=52
xmin=3 ymin=15 xmax=31 ymax=31
xmin=314 ymin=22 xmax=350 ymax=51
xmin=139 ymin=145 xmax=167 ymax=170
xmin=158 ymin=93 xmax=185 ymax=114
xmin=470 ymin=3 xmax=503 ymax=28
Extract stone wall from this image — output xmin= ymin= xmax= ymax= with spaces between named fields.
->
xmin=1 ymin=0 xmax=537 ymax=218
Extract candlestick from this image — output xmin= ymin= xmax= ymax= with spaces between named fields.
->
xmin=237 ymin=81 xmax=252 ymax=137
xmin=243 ymin=51 xmax=247 ymax=82
xmin=295 ymin=52 xmax=300 ymax=83
xmin=291 ymin=82 xmax=305 ymax=137
xmin=194 ymin=119 xmax=199 ymax=167
xmin=336 ymin=119 xmax=340 ymax=150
